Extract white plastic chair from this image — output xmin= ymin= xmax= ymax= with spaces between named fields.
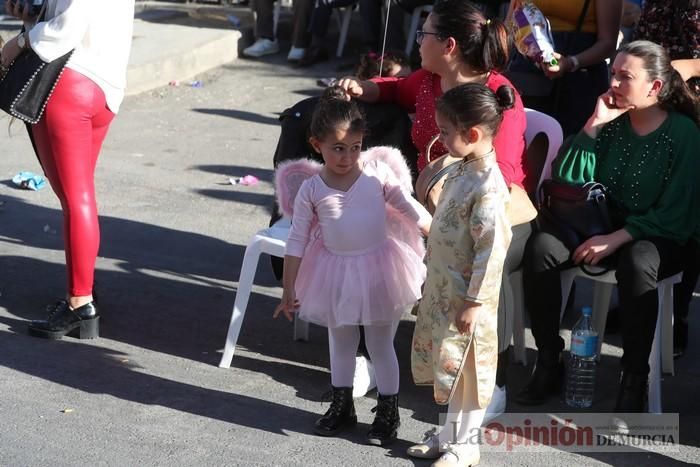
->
xmin=336 ymin=5 xmax=356 ymax=58
xmin=507 ymin=109 xmax=563 ymax=365
xmin=509 ymin=109 xmax=679 ymax=413
xmin=219 ymin=218 xmax=310 ymax=368
xmin=558 ymin=267 xmax=680 ymax=414
xmin=404 ymin=5 xmax=432 ymax=56
xmin=272 ymin=0 xmax=293 ymax=38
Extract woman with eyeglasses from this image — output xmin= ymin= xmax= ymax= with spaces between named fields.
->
xmin=337 ymin=0 xmax=529 ymax=439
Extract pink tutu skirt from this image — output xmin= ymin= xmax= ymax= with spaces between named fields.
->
xmin=295 ymin=237 xmax=426 ymax=328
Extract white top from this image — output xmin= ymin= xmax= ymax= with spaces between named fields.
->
xmin=27 ymin=0 xmax=135 ymax=113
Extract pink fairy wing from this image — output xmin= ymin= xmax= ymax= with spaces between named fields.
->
xmin=386 ymin=205 xmax=426 ymax=257
xmin=274 ymin=159 xmax=323 ymax=218
xmin=360 ymin=146 xmax=414 ymax=193
xmin=362 ymin=146 xmax=425 ymax=257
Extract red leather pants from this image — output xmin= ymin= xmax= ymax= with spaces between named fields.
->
xmin=32 ymin=68 xmax=115 ymax=296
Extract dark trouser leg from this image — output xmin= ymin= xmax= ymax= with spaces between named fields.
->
xmin=523 ymin=230 xmax=571 ymax=361
xmin=292 ymin=0 xmax=314 ymax=47
xmin=616 ymin=238 xmax=685 ymax=375
xmin=515 ymin=230 xmax=571 ymax=404
xmin=358 ymin=0 xmax=405 ymax=52
xmin=309 ymin=0 xmax=335 ymax=45
xmin=496 ymin=222 xmax=532 ymax=387
xmin=254 ymin=0 xmax=276 ymax=39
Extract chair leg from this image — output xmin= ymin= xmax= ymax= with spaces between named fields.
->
xmin=659 ymin=282 xmax=675 ymax=376
xmin=559 ymin=269 xmax=577 ymax=320
xmin=591 ymin=282 xmax=614 ymax=359
xmin=509 ymin=270 xmax=528 ymax=365
xmin=404 ymin=7 xmax=422 ymax=56
xmin=647 ymin=300 xmax=664 ymax=413
xmin=273 ymin=1 xmax=280 ymax=38
xmin=219 ymin=237 xmax=263 ymax=368
xmin=336 ymin=7 xmax=353 ymax=58
xmin=293 ymin=314 xmax=310 ymax=341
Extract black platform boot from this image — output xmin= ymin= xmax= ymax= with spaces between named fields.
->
xmin=614 ymin=371 xmax=648 ymax=413
xmin=28 ymin=301 xmax=99 ymax=340
xmin=314 ymin=386 xmax=357 ymax=436
xmin=515 ymin=352 xmax=564 ymax=405
xmin=367 ymin=393 xmax=400 ymax=446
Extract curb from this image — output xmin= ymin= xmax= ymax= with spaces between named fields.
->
xmin=127 ymin=22 xmax=241 ymax=95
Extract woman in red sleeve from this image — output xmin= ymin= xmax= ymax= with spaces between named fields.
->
xmin=338 ymin=0 xmax=530 ymax=425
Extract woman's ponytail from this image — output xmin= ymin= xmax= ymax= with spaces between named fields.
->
xmin=659 ymin=68 xmax=700 ymax=128
xmin=432 ymin=0 xmax=510 ymax=73
xmin=481 ymin=18 xmax=510 ymax=73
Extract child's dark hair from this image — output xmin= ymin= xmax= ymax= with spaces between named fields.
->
xmin=618 ymin=40 xmax=700 ymax=127
xmin=355 ymin=50 xmax=408 ymax=80
xmin=310 ymin=86 xmax=367 ymax=140
xmin=436 ymin=84 xmax=515 ymax=136
xmin=431 ymin=0 xmax=510 ymax=73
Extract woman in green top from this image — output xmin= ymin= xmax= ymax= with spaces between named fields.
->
xmin=516 ymin=40 xmax=700 ymax=412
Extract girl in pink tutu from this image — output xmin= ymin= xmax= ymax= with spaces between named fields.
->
xmin=273 ymin=86 xmax=432 ymax=446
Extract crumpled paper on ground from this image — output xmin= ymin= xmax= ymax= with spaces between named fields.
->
xmin=12 ymin=171 xmax=47 ymax=191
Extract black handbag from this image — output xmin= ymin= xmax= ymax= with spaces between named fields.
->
xmin=537 ymin=179 xmax=614 ymax=253
xmin=0 ymin=6 xmax=73 ymax=124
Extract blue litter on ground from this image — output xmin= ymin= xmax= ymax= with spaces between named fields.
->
xmin=12 ymin=171 xmax=47 ymax=191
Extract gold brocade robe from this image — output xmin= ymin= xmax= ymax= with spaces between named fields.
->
xmin=411 ymin=152 xmax=512 ymax=407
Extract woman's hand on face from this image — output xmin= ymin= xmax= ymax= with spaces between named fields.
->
xmin=335 ymin=76 xmax=364 ymax=100
xmin=273 ymin=288 xmax=299 ymax=322
xmin=584 ymin=90 xmax=635 ymax=137
xmin=454 ymin=303 xmax=480 ymax=335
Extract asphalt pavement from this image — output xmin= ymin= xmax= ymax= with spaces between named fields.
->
xmin=0 ymin=2 xmax=699 ymax=466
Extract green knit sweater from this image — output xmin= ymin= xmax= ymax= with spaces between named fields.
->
xmin=552 ymin=112 xmax=700 ymax=244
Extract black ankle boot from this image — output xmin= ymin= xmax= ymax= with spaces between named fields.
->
xmin=314 ymin=386 xmax=357 ymax=436
xmin=28 ymin=301 xmax=99 ymax=340
xmin=367 ymin=393 xmax=400 ymax=446
xmin=614 ymin=372 xmax=647 ymax=413
xmin=515 ymin=354 xmax=564 ymax=406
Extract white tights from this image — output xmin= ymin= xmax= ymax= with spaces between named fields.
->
xmin=438 ymin=345 xmax=487 ymax=448
xmin=328 ymin=323 xmax=399 ymax=395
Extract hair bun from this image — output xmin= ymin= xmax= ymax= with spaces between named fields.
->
xmin=320 ymin=85 xmax=349 ymax=103
xmin=495 ymin=85 xmax=515 ymax=111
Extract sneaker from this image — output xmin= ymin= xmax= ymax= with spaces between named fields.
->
xmin=482 ymin=385 xmax=506 ymax=425
xmin=352 ymin=356 xmax=377 ymax=398
xmin=243 ymin=38 xmax=279 ymax=58
xmin=287 ymin=46 xmax=306 ymax=62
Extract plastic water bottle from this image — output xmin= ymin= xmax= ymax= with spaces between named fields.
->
xmin=565 ymin=306 xmax=598 ymax=408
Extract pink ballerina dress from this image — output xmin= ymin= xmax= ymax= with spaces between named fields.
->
xmin=275 ymin=147 xmax=431 ymax=328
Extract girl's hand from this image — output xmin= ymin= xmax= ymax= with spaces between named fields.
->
xmin=583 ymin=90 xmax=635 ymax=138
xmin=572 ymin=230 xmax=632 ymax=266
xmin=454 ymin=303 xmax=480 ymax=335
xmin=273 ymin=288 xmax=299 ymax=322
xmin=5 ymin=0 xmax=34 ymax=21
xmin=335 ymin=76 xmax=364 ymax=100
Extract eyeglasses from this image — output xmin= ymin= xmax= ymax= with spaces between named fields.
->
xmin=415 ymin=29 xmax=441 ymax=45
